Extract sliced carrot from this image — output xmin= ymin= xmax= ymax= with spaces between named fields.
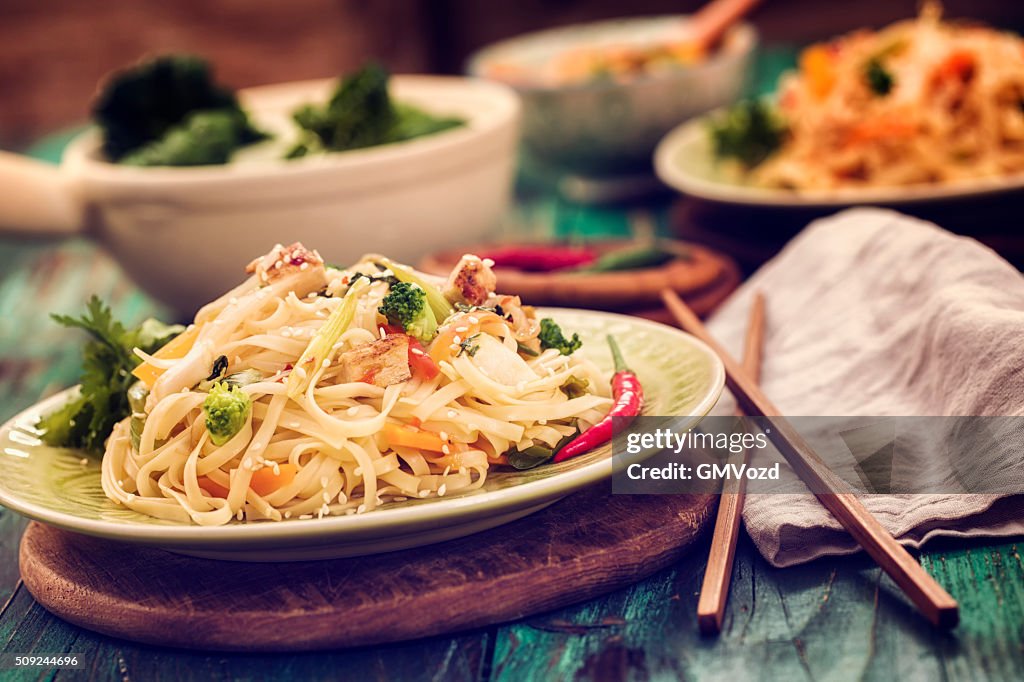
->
xmin=197 ymin=476 xmax=230 ymax=499
xmin=131 ymin=324 xmax=202 ymax=388
xmin=800 ymin=44 xmax=836 ymax=99
xmin=382 ymin=423 xmax=447 ymax=452
xmin=250 ymin=463 xmax=298 ymax=496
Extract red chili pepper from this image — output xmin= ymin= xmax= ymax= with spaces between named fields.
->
xmin=481 ymin=245 xmax=597 ymax=272
xmin=553 ymin=335 xmax=643 ymax=462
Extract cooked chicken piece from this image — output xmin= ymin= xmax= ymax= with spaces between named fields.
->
xmin=246 ymin=242 xmax=328 ymax=288
xmin=148 ymin=243 xmax=329 ymax=409
xmin=443 ymin=255 xmax=497 ymax=307
xmin=339 ymin=335 xmax=412 ymax=387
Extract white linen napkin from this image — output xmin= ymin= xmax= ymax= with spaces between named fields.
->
xmin=706 ymin=207 xmax=1024 ymax=567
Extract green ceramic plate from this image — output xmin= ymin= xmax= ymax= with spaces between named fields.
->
xmin=655 ymin=111 xmax=1024 ymax=208
xmin=0 ymin=309 xmax=723 ymax=561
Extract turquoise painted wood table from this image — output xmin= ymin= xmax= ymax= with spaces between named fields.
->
xmin=2 ymin=221 xmax=1023 ymax=682
xmin=2 ymin=70 xmax=1023 ymax=676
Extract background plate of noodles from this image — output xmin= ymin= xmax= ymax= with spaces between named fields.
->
xmin=655 ymin=6 xmax=1024 ymax=208
xmin=0 ymin=308 xmax=723 ymax=561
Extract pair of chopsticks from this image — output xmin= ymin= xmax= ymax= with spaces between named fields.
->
xmin=661 ymin=290 xmax=959 ymax=631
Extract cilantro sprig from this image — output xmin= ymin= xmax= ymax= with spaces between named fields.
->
xmin=37 ymin=297 xmax=183 ymax=454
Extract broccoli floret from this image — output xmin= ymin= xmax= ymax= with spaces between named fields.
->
xmin=538 ymin=318 xmax=582 ymax=356
xmin=287 ymin=64 xmax=464 ymax=158
xmin=93 ymin=54 xmax=267 ymax=164
xmin=120 ymin=110 xmax=249 ymax=166
xmin=378 ymin=282 xmax=439 ymax=343
xmin=864 ymin=58 xmax=894 ymax=96
xmin=203 ymin=382 xmax=251 ymax=446
xmin=709 ymin=100 xmax=787 ymax=167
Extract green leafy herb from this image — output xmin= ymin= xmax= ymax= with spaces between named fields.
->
xmin=455 ymin=302 xmax=505 ymax=318
xmin=37 ymin=297 xmax=184 ymax=454
xmin=864 ymin=57 xmax=894 ymax=96
xmin=457 ymin=333 xmax=482 ymax=358
xmin=709 ymin=100 xmax=787 ymax=167
xmin=93 ymin=54 xmax=268 ymax=165
xmin=538 ymin=318 xmax=582 ymax=356
xmin=287 ymin=64 xmax=463 ymax=158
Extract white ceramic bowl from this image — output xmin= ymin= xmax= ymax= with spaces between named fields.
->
xmin=468 ymin=15 xmax=756 ymax=176
xmin=0 ymin=76 xmax=521 ymax=315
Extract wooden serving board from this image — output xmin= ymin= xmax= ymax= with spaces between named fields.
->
xmin=20 ymin=487 xmax=715 ymax=652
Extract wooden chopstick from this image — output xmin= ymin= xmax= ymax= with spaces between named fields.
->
xmin=661 ymin=289 xmax=959 ymax=629
xmin=697 ymin=291 xmax=765 ymax=635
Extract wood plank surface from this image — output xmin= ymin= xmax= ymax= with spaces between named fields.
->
xmin=19 ymin=487 xmax=716 ymax=651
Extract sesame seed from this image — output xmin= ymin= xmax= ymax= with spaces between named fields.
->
xmin=79 ymin=458 xmax=88 ymax=466
xmin=337 ymin=491 xmax=348 ymax=504
xmin=453 ymin=335 xmax=462 ymax=344
xmin=455 ymin=326 xmax=468 ymax=333
xmin=320 ymin=476 xmax=329 ymax=488
xmin=272 ymin=463 xmax=281 ymax=475
xmin=357 ymin=504 xmax=366 ymax=514
xmin=281 ymin=330 xmax=291 ymax=338
xmin=442 ymin=465 xmax=451 ymax=477
xmin=393 ymin=496 xmax=408 ymax=502
xmin=126 ymin=493 xmax=135 ymax=501
xmin=300 ymin=262 xmax=309 ymax=271
xmin=468 ymin=316 xmax=479 ymax=324
xmin=236 ymin=508 xmax=244 ymax=520
xmin=482 ymin=258 xmax=495 ymax=267
xmin=347 ymin=406 xmax=359 ymax=417
xmin=419 ymin=490 xmax=430 ymax=498
xmin=299 ymin=514 xmax=313 ymax=520
xmin=411 ymin=348 xmax=425 ymax=356
xmin=284 ymin=511 xmax=292 ymax=519
xmin=438 ymin=484 xmax=447 ymax=496
xmin=322 ymin=358 xmax=331 ymax=368
xmin=441 ymin=445 xmax=450 ymax=455
xmin=354 ymin=467 xmax=362 ymax=477
xmin=289 ymin=421 xmax=301 ymax=428
xmin=447 ymin=410 xmax=458 ymax=419
xmin=229 ymin=297 xmax=238 ymax=304
xmin=439 ymin=431 xmax=449 ymax=440
xmin=458 ymin=467 xmax=467 ymax=475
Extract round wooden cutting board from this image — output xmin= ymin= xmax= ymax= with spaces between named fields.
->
xmin=20 ymin=487 xmax=715 ymax=652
